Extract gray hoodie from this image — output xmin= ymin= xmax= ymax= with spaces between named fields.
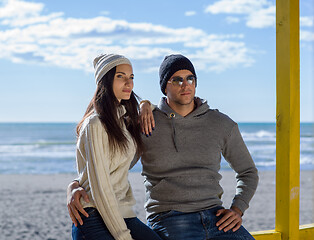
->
xmin=140 ymin=97 xmax=259 ymax=219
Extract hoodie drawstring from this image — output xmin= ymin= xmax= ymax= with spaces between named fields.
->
xmin=169 ymin=113 xmax=178 ymax=152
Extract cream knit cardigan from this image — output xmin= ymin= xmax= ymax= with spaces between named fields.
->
xmin=76 ymin=106 xmax=136 ymax=240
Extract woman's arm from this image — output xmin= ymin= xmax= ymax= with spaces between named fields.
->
xmin=139 ymin=100 xmax=156 ymax=136
xmin=67 ymin=180 xmax=90 ymax=227
xmin=81 ymin=120 xmax=133 ymax=240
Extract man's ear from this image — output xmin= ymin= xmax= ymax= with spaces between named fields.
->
xmin=165 ymin=87 xmax=167 ymax=94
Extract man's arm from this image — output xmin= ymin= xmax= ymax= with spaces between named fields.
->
xmin=222 ymin=123 xmax=259 ymax=213
xmin=217 ymin=123 xmax=258 ymax=232
xmin=66 ymin=181 xmax=89 ymax=227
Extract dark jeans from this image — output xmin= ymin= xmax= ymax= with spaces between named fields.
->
xmin=147 ymin=207 xmax=255 ymax=240
xmin=72 ymin=207 xmax=162 ymax=240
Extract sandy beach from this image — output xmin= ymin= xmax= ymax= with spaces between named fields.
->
xmin=0 ymin=170 xmax=313 ymax=240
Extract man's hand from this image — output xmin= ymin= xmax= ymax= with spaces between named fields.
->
xmin=139 ymin=101 xmax=155 ymax=136
xmin=67 ymin=181 xmax=90 ymax=226
xmin=215 ymin=206 xmax=243 ymax=232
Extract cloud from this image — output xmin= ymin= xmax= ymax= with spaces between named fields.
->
xmin=100 ymin=11 xmax=110 ymax=16
xmin=246 ymin=5 xmax=275 ymax=28
xmin=189 ymin=41 xmax=254 ymax=72
xmin=185 ymin=11 xmax=196 ymax=17
xmin=0 ymin=0 xmax=63 ymax=26
xmin=300 ymin=16 xmax=314 ymax=27
xmin=0 ymin=0 xmax=254 ymax=73
xmin=205 ymin=0 xmax=275 ymax=28
xmin=300 ymin=30 xmax=314 ymax=42
xmin=0 ymin=0 xmax=43 ymax=18
xmin=205 ymin=0 xmax=272 ymax=15
xmin=205 ymin=0 xmax=314 ymax=36
xmin=225 ymin=16 xmax=240 ymax=24
xmin=300 ymin=16 xmax=314 ymax=42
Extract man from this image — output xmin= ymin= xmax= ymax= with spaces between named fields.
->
xmin=68 ymin=54 xmax=258 ymax=240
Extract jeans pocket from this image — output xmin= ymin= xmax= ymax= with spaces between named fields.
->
xmin=76 ymin=208 xmax=115 ymax=240
xmin=84 ymin=207 xmax=97 ymax=216
xmin=79 ymin=207 xmax=99 ymax=224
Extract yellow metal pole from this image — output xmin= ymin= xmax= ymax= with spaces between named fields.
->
xmin=299 ymin=224 xmax=314 ymax=240
xmin=276 ymin=0 xmax=300 ymax=239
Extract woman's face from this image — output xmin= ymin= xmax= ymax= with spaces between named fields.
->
xmin=112 ymin=64 xmax=134 ymax=102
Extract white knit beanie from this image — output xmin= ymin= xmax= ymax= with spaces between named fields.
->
xmin=93 ymin=54 xmax=132 ymax=85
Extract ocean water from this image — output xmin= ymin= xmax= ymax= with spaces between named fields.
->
xmin=0 ymin=123 xmax=313 ymax=174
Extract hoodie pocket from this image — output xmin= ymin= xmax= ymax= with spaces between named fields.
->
xmin=145 ymin=174 xmax=223 ymax=203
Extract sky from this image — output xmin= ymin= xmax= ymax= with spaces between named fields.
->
xmin=0 ymin=0 xmax=313 ymax=123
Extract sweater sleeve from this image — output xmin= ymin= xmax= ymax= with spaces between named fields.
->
xmin=82 ymin=120 xmax=133 ymax=240
xmin=222 ymin=124 xmax=259 ymax=214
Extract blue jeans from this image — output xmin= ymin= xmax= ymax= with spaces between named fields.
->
xmin=147 ymin=207 xmax=255 ymax=240
xmin=72 ymin=207 xmax=162 ymax=240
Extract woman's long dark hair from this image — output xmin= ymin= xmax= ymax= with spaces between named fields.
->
xmin=76 ymin=66 xmax=143 ymax=156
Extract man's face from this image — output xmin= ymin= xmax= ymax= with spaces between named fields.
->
xmin=165 ymin=69 xmax=196 ymax=107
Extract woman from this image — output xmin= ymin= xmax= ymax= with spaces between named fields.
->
xmin=71 ymin=54 xmax=162 ymax=240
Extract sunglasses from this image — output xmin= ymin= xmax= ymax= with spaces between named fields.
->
xmin=168 ymin=75 xmax=196 ymax=87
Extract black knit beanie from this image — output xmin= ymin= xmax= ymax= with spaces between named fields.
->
xmin=159 ymin=54 xmax=197 ymax=95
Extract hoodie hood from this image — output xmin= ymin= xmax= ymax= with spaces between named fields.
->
xmin=157 ymin=97 xmax=210 ymax=119
xmin=155 ymin=97 xmax=210 ymax=152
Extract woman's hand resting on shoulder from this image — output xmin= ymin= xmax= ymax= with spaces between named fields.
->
xmin=139 ymin=100 xmax=155 ymax=136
